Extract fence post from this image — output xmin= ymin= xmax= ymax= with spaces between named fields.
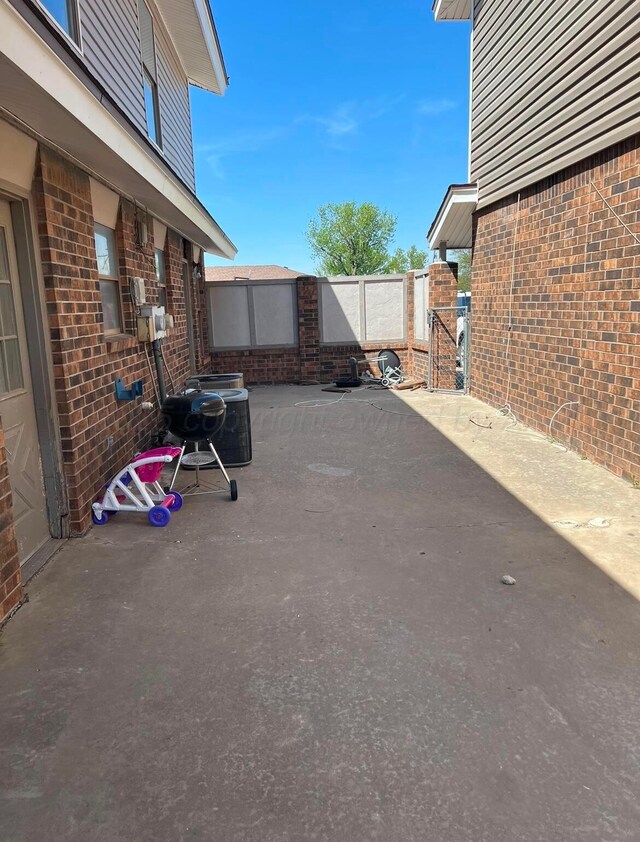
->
xmin=297 ymin=275 xmax=321 ymax=382
xmin=428 ymin=260 xmax=458 ymax=390
xmin=405 ymin=271 xmax=415 ymax=378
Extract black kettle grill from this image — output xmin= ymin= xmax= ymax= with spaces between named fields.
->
xmin=162 ymin=392 xmax=227 ymax=441
xmin=161 ymin=391 xmax=238 ymax=501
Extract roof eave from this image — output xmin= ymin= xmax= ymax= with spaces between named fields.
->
xmin=427 ymin=183 xmax=478 ymax=250
xmin=154 ymin=0 xmax=229 ymax=95
xmin=433 ymin=0 xmax=473 ymax=22
xmin=191 ymin=0 xmax=229 ymax=94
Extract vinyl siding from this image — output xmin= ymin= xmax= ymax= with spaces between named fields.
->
xmin=155 ymin=24 xmax=195 ymax=188
xmin=78 ymin=0 xmax=195 ymax=189
xmin=470 ymin=0 xmax=640 ymax=209
xmin=79 ymin=0 xmax=146 ymax=133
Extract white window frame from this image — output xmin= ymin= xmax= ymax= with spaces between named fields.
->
xmin=154 ymin=247 xmax=167 ymax=309
xmin=94 ymin=223 xmax=124 ymax=336
xmin=33 ymin=0 xmax=83 ymax=51
xmin=138 ymin=0 xmax=162 ymax=148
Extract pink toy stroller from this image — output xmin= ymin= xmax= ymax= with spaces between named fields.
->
xmin=92 ymin=446 xmax=183 ymax=527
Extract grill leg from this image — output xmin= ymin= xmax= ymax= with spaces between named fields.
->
xmin=194 ymin=441 xmax=201 ymax=489
xmin=168 ymin=443 xmax=186 ymax=490
xmin=207 ymin=439 xmax=231 ymax=486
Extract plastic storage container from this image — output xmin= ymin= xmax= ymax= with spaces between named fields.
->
xmin=185 ymin=373 xmax=244 ymax=390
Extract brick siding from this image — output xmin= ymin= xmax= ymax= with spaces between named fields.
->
xmin=33 ymin=146 xmax=207 ymax=535
xmin=471 ymin=136 xmax=640 ymax=481
xmin=428 ymin=261 xmax=459 ymax=390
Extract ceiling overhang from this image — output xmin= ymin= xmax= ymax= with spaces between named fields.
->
xmin=427 ymin=183 xmax=478 ymax=250
xmin=154 ymin=0 xmax=228 ymax=94
xmin=433 ymin=0 xmax=472 ymax=22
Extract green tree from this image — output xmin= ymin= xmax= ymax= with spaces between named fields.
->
xmin=451 ymin=248 xmax=471 ymax=291
xmin=307 ymin=202 xmax=397 ymax=275
xmin=385 ymin=244 xmax=429 ymax=273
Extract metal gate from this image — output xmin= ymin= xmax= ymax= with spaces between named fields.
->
xmin=427 ymin=305 xmax=470 ymax=394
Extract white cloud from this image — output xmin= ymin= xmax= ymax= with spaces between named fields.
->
xmin=416 ymin=98 xmax=457 ymax=115
xmin=197 ymin=127 xmax=285 ymax=178
xmin=300 ymin=96 xmax=405 ymax=141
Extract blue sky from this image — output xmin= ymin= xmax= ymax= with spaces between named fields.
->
xmin=192 ymin=1 xmax=471 ymax=273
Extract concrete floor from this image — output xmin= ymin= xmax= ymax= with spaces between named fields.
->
xmin=1 ymin=385 xmax=640 ymax=841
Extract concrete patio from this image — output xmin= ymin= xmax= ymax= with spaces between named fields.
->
xmin=1 ymin=385 xmax=640 ymax=841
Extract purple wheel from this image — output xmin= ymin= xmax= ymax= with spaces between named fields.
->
xmin=148 ymin=505 xmax=171 ymax=527
xmin=92 ymin=510 xmax=109 ymax=526
xmin=168 ymin=491 xmax=183 ymax=512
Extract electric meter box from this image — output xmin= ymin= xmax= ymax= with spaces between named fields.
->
xmin=131 ymin=277 xmax=146 ymax=306
xmin=137 ymin=305 xmax=167 ymax=341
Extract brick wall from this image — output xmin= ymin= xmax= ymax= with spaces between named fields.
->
xmin=210 ymin=275 xmax=415 ymax=385
xmin=406 ymin=270 xmax=431 ymax=383
xmin=34 ymin=146 xmax=207 ymax=534
xmin=426 ymin=261 xmax=459 ymax=389
xmin=0 ymin=422 xmax=22 ymax=622
xmin=471 ymin=135 xmax=640 ymax=481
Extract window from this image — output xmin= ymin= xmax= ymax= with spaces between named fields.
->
xmin=138 ymin=0 xmax=161 ymax=146
xmin=154 ymin=248 xmax=166 ymax=309
xmin=94 ymin=224 xmax=123 ymax=335
xmin=37 ymin=0 xmax=79 ymax=42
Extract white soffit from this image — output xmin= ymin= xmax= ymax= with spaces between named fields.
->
xmin=427 ymin=184 xmax=478 ymax=250
xmin=433 ymin=0 xmax=472 ymax=22
xmin=154 ymin=0 xmax=228 ymax=94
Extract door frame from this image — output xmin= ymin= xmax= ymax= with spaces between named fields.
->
xmin=0 ymin=186 xmax=69 ymax=550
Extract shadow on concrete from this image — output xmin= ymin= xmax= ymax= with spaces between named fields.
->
xmin=1 ymin=385 xmax=639 ymax=841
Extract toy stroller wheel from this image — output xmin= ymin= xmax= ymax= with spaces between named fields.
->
xmin=230 ymin=480 xmax=238 ymax=501
xmin=148 ymin=506 xmax=171 ymax=527
xmin=92 ymin=510 xmax=109 ymax=526
xmin=168 ymin=491 xmax=183 ymax=511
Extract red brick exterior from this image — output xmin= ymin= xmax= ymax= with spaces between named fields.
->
xmin=32 ymin=146 xmax=208 ymax=537
xmin=426 ymin=261 xmax=459 ymax=389
xmin=471 ymin=136 xmax=640 ymax=481
xmin=0 ymin=422 xmax=22 ymax=621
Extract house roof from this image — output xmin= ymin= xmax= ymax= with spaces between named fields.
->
xmin=427 ymin=183 xmax=478 ymax=250
xmin=205 ymin=265 xmax=308 ymax=282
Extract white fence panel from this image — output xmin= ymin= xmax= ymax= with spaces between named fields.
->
xmin=208 ymin=281 xmax=297 ymax=350
xmin=252 ymin=284 xmax=296 ymax=346
xmin=319 ymin=280 xmax=360 ymax=343
xmin=320 ymin=275 xmax=406 ymax=343
xmin=364 ymin=279 xmax=404 ymax=341
xmin=210 ymin=285 xmax=251 ymax=348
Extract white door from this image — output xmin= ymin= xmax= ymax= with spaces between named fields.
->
xmin=0 ymin=199 xmax=50 ymax=562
